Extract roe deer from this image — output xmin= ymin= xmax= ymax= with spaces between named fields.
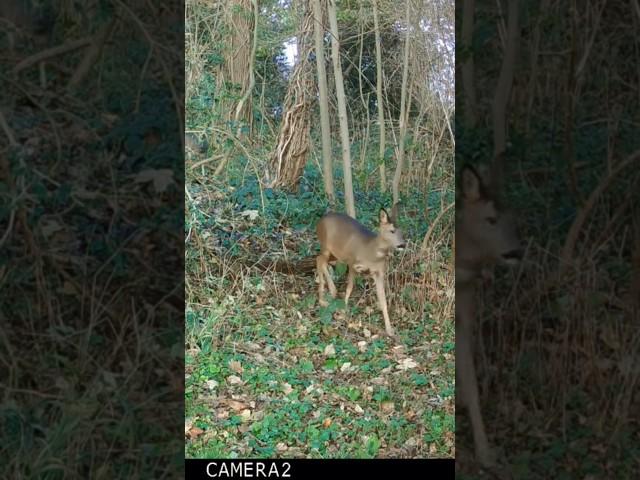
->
xmin=456 ymin=165 xmax=523 ymax=467
xmin=316 ymin=205 xmax=406 ymax=337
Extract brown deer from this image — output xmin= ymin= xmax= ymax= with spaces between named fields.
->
xmin=456 ymin=165 xmax=523 ymax=467
xmin=316 ymin=205 xmax=406 ymax=337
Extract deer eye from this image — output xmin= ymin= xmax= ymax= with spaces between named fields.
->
xmin=486 ymin=217 xmax=497 ymax=225
xmin=390 ymin=228 xmax=396 ymax=233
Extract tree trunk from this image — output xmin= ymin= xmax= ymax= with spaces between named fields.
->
xmin=328 ymin=0 xmax=355 ymax=218
xmin=312 ymin=0 xmax=334 ymax=202
xmin=491 ymin=0 xmax=519 ymax=189
xmin=461 ymin=0 xmax=477 ymax=128
xmin=217 ymin=0 xmax=254 ymax=129
xmin=392 ymin=0 xmax=412 ymax=206
xmin=267 ymin=0 xmax=315 ymax=191
xmin=372 ymin=0 xmax=386 ymax=192
xmin=233 ymin=0 xmax=259 ymax=137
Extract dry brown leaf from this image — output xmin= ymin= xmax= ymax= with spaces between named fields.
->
xmin=381 ymin=401 xmax=395 ymax=413
xmin=186 ymin=426 xmax=204 ymax=439
xmin=240 ymin=409 xmax=252 ymax=422
xmin=227 ymin=399 xmax=248 ymax=412
xmin=228 ymin=360 xmax=243 ymax=374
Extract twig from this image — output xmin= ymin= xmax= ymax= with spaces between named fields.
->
xmin=12 ymin=37 xmax=93 ymax=74
xmin=0 ymin=109 xmax=17 ymax=146
xmin=559 ymin=150 xmax=640 ymax=276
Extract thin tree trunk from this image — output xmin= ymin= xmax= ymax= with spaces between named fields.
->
xmin=373 ymin=0 xmax=386 ymax=192
xmin=461 ymin=0 xmax=477 ymax=127
xmin=233 ymin=0 xmax=259 ymax=137
xmin=312 ymin=0 xmax=334 ymax=202
xmin=491 ymin=0 xmax=519 ymax=188
xmin=328 ymin=0 xmax=355 ymax=218
xmin=392 ymin=0 xmax=412 ymax=206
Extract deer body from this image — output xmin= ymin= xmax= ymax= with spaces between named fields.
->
xmin=456 ymin=165 xmax=522 ymax=467
xmin=316 ymin=207 xmax=405 ymax=337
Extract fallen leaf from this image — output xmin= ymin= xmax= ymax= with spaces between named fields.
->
xmin=340 ymin=362 xmax=352 ymax=372
xmin=357 ymin=341 xmax=367 ymax=352
xmin=41 ymin=219 xmax=63 ymax=237
xmin=228 ymin=360 xmax=243 ymax=374
xmin=186 ymin=426 xmax=204 ymax=439
xmin=206 ymin=379 xmax=219 ymax=391
xmin=392 ymin=345 xmax=406 ymax=356
xmin=240 ymin=409 xmax=252 ymax=422
xmin=396 ymin=358 xmax=419 ymax=370
xmin=324 ymin=344 xmax=336 ymax=357
xmin=381 ymin=401 xmax=395 ymax=413
xmin=276 ymin=442 xmax=288 ymax=452
xmin=240 ymin=209 xmax=259 ymax=220
xmin=227 ymin=400 xmax=248 ymax=412
xmin=282 ymin=383 xmax=293 ymax=395
xmin=354 ymin=404 xmax=364 ymax=414
xmin=363 ymin=328 xmax=372 ymax=338
xmin=227 ymin=375 xmax=243 ymax=385
xmin=134 ymin=168 xmax=174 ymax=193
xmin=322 ymin=417 xmax=332 ymax=428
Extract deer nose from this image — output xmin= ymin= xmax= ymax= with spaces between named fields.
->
xmin=397 ymin=242 xmax=406 ymax=250
xmin=502 ymin=248 xmax=523 ymax=261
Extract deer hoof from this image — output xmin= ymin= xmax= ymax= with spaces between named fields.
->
xmin=319 ymin=298 xmax=329 ymax=307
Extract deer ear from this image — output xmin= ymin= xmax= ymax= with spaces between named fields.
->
xmin=379 ymin=208 xmax=391 ymax=224
xmin=461 ymin=165 xmax=482 ymax=201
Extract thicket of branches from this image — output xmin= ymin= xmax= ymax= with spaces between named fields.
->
xmin=457 ymin=0 xmax=640 ymax=475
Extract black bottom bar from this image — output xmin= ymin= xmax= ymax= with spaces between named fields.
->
xmin=185 ymin=459 xmax=453 ymax=479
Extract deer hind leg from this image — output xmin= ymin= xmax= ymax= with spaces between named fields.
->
xmin=456 ymin=290 xmax=495 ymax=467
xmin=344 ymin=266 xmax=356 ymax=305
xmin=317 ymin=252 xmax=336 ymax=306
xmin=373 ymin=272 xmax=395 ymax=337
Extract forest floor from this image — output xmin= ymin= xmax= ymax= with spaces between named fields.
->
xmin=184 ymin=165 xmax=455 ymax=459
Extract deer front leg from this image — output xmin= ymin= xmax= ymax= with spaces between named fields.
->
xmin=457 ymin=286 xmax=495 ymax=467
xmin=344 ymin=266 xmax=356 ymax=305
xmin=317 ymin=255 xmax=328 ymax=306
xmin=373 ymin=272 xmax=395 ymax=337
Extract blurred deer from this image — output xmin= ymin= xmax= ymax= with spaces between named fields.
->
xmin=316 ymin=205 xmax=406 ymax=337
xmin=456 ymin=165 xmax=522 ymax=467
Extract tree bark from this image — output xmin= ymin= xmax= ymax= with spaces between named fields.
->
xmin=461 ymin=0 xmax=477 ymax=128
xmin=312 ymin=0 xmax=334 ymax=202
xmin=372 ymin=0 xmax=386 ymax=192
xmin=491 ymin=0 xmax=519 ymax=189
xmin=392 ymin=0 xmax=412 ymax=206
xmin=328 ymin=0 xmax=356 ymax=218
xmin=267 ymin=0 xmax=315 ymax=191
xmin=217 ymin=0 xmax=254 ymax=129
